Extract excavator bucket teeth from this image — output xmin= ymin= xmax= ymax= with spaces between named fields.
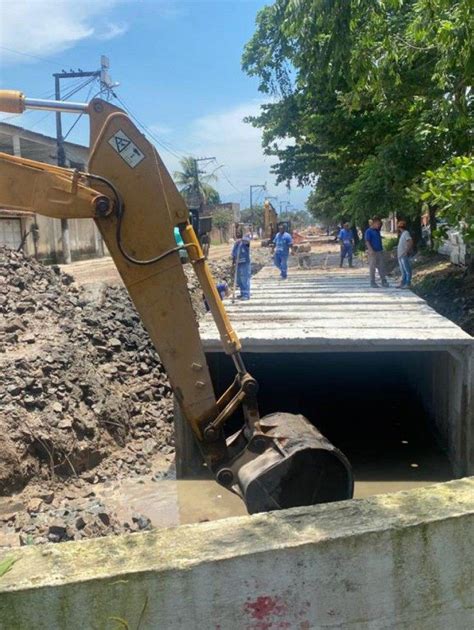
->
xmin=236 ymin=413 xmax=353 ymax=514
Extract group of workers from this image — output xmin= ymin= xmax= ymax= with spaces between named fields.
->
xmin=338 ymin=217 xmax=413 ymax=289
xmin=223 ymin=217 xmax=414 ymax=302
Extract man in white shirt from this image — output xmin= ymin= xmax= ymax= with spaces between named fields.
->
xmin=397 ymin=220 xmax=413 ymax=289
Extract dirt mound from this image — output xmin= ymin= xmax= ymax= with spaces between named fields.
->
xmin=0 ymin=248 xmax=174 ymax=494
xmin=0 ymin=245 xmax=268 ymax=546
xmin=411 ymin=254 xmax=474 ymax=336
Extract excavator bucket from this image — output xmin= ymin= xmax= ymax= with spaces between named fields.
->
xmin=235 ymin=413 xmax=353 ymax=514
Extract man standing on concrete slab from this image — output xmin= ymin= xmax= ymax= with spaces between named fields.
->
xmin=338 ymin=222 xmax=354 ymax=268
xmin=365 ymin=217 xmax=389 ymax=288
xmin=231 ymin=231 xmax=251 ymax=299
xmin=396 ymin=220 xmax=413 ymax=289
xmin=273 ymin=224 xmax=293 ymax=280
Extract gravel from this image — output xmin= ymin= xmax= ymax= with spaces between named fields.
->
xmin=0 ymin=245 xmax=266 ymax=547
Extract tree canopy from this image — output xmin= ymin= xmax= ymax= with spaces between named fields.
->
xmin=242 ymin=0 xmax=473 ymax=230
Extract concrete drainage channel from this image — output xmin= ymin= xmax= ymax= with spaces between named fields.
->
xmin=1 ymin=266 xmax=473 ymax=628
xmin=201 ymin=351 xmax=465 ymax=494
xmin=191 ymin=268 xmax=474 ymax=483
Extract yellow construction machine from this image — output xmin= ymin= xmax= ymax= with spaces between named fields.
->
xmin=0 ymin=90 xmax=353 ymax=513
xmin=261 ymin=199 xmax=278 ymax=246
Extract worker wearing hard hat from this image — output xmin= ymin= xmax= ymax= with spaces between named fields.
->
xmin=273 ymin=224 xmax=293 ymax=279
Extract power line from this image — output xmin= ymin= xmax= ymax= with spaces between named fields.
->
xmin=0 ymin=87 xmax=58 ymax=124
xmin=63 ymin=113 xmax=84 ymax=141
xmin=61 ymin=76 xmax=97 ymax=100
xmin=0 ymin=77 xmax=98 ymax=139
xmin=63 ymin=77 xmax=99 ymax=140
xmin=0 ymin=45 xmax=63 ymax=67
xmin=0 ymin=76 xmax=95 ymax=127
xmin=111 ymin=92 xmax=250 ymax=208
xmin=220 ymin=167 xmax=244 ymax=194
xmin=111 ymin=92 xmax=199 ymax=162
xmin=111 ymin=93 xmax=184 ymax=160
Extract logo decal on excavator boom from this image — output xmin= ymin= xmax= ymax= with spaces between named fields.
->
xmin=108 ymin=129 xmax=145 ymax=168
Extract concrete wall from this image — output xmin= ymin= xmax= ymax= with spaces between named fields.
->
xmin=430 ymin=350 xmax=472 ymax=476
xmin=33 ymin=215 xmax=104 ymax=263
xmin=408 ymin=349 xmax=473 ymax=476
xmin=0 ymin=478 xmax=472 ymax=629
xmin=438 ymin=229 xmax=467 ymax=265
xmin=0 ymin=123 xmax=104 ymax=263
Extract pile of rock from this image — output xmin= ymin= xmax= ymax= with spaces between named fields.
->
xmin=1 ymin=488 xmax=151 ymax=546
xmin=0 ymin=245 xmax=267 ymax=546
xmin=0 ymin=248 xmax=174 ymax=494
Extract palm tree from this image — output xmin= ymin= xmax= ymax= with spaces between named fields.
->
xmin=174 ymin=157 xmax=220 ymax=208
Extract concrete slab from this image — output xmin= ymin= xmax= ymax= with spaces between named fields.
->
xmin=200 ymin=267 xmax=474 ymax=351
xmin=1 ymin=478 xmax=473 ymax=629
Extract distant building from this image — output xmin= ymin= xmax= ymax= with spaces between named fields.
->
xmin=0 ymin=123 xmax=104 ymax=263
xmin=207 ymin=202 xmax=240 ymax=242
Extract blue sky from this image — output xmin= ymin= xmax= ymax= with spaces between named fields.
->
xmin=0 ymin=0 xmax=310 ymax=209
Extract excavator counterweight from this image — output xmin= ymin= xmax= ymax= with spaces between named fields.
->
xmin=0 ymin=90 xmax=353 ymax=513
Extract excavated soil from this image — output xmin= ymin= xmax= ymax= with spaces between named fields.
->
xmin=0 ymin=246 xmax=266 ymax=546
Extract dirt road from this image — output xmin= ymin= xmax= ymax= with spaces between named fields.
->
xmin=60 ymin=243 xmax=233 ymax=287
xmin=60 ymin=238 xmax=344 ymax=287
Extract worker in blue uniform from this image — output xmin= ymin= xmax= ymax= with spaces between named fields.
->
xmin=273 ymin=224 xmax=293 ymax=279
xmin=338 ymin=222 xmax=354 ymax=268
xmin=232 ymin=232 xmax=251 ymax=299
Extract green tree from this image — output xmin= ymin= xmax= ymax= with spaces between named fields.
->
xmin=283 ymin=209 xmax=312 ymax=229
xmin=413 ymin=156 xmax=474 ymax=246
xmin=174 ymin=156 xmax=221 ymax=207
xmin=212 ymin=209 xmax=232 ymax=243
xmin=242 ymin=0 xmax=473 ymax=232
xmin=241 ymin=205 xmax=265 ymax=230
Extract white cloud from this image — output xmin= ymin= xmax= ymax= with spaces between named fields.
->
xmin=156 ymin=100 xmax=309 ymax=209
xmin=0 ymin=1 xmax=124 ymax=64
xmin=98 ymin=22 xmax=128 ymax=41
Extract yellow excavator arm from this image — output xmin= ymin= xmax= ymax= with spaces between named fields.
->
xmin=0 ymin=90 xmax=353 ymax=513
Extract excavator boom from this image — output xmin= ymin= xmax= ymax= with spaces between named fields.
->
xmin=0 ymin=90 xmax=353 ymax=512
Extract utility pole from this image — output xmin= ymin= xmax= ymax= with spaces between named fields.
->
xmin=192 ymin=157 xmax=216 ymax=213
xmin=250 ymin=184 xmax=266 ymax=209
xmin=53 ymin=56 xmax=118 ymax=263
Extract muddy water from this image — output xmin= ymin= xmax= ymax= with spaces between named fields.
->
xmin=94 ymin=454 xmax=452 ymax=527
xmin=94 ymin=478 xmax=247 ymax=528
xmin=353 ymin=457 xmax=453 ymax=499
xmin=0 ymin=467 xmax=453 ymax=549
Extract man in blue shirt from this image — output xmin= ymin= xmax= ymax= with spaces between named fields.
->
xmin=273 ymin=224 xmax=293 ymax=279
xmin=231 ymin=231 xmax=251 ymax=299
xmin=338 ymin=222 xmax=354 ymax=268
xmin=364 ymin=216 xmax=388 ymax=288
xmin=204 ymin=281 xmax=229 ymax=311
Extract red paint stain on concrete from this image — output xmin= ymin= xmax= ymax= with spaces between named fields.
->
xmin=244 ymin=595 xmax=290 ymax=629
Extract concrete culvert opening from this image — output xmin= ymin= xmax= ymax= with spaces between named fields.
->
xmin=203 ymin=350 xmax=462 ymax=497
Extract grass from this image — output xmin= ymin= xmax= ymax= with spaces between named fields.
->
xmin=0 ymin=556 xmax=17 ymax=578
